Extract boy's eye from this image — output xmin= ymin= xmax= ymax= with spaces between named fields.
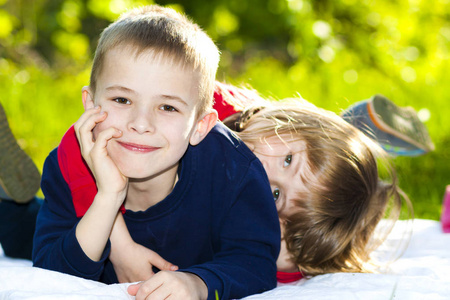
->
xmin=113 ymin=97 xmax=130 ymax=105
xmin=273 ymin=188 xmax=280 ymax=201
xmin=160 ymin=105 xmax=178 ymax=112
xmin=284 ymin=154 xmax=292 ymax=167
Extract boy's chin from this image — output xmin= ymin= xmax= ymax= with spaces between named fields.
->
xmin=117 ymin=164 xmax=162 ymax=181
xmin=118 ymin=167 xmax=149 ymax=180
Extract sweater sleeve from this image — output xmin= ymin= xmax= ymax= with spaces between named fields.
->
xmin=182 ymin=159 xmax=280 ymax=300
xmin=32 ymin=148 xmax=110 ymax=280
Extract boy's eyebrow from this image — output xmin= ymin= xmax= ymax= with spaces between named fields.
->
xmin=105 ymin=85 xmax=136 ymax=94
xmin=160 ymin=94 xmax=189 ymax=107
xmin=105 ymin=85 xmax=189 ymax=106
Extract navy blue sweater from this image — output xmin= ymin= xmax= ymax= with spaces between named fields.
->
xmin=32 ymin=123 xmax=280 ymax=300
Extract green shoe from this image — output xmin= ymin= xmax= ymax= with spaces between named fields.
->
xmin=0 ymin=103 xmax=41 ymax=203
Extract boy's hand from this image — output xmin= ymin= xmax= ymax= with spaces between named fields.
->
xmin=110 ymin=238 xmax=178 ymax=283
xmin=127 ymin=271 xmax=208 ymax=300
xmin=74 ymin=106 xmax=127 ymax=206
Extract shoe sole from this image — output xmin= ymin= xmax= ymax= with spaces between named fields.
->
xmin=0 ymin=103 xmax=41 ymax=203
xmin=367 ymin=95 xmax=435 ymax=153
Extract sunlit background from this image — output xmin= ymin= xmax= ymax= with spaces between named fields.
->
xmin=1 ymin=0 xmax=448 ymax=219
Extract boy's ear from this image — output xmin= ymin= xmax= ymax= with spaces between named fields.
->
xmin=81 ymin=86 xmax=94 ymax=111
xmin=189 ymin=110 xmax=218 ymax=146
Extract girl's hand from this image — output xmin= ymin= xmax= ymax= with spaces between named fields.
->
xmin=74 ymin=106 xmax=128 ymax=207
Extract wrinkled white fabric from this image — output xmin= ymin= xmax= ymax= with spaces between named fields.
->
xmin=1 ymin=219 xmax=449 ymax=300
xmin=0 ymin=265 xmax=132 ymax=299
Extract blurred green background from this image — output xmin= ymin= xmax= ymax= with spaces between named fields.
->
xmin=0 ymin=0 xmax=448 ymax=220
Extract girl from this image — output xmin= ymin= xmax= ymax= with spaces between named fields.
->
xmin=214 ymin=83 xmax=414 ymax=281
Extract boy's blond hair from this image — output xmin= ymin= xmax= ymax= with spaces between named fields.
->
xmin=90 ymin=5 xmax=220 ymax=114
xmin=233 ymin=98 xmax=413 ymax=276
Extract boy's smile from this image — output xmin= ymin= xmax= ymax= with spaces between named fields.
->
xmin=87 ymin=46 xmax=202 ymax=190
xmin=117 ymin=141 xmax=160 ymax=153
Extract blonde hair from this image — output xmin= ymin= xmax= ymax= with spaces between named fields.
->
xmin=90 ymin=5 xmax=220 ymax=114
xmin=234 ymin=98 xmax=413 ymax=276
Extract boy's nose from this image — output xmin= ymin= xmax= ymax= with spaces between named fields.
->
xmin=129 ymin=111 xmax=155 ymax=134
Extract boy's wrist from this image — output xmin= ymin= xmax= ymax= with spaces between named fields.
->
xmin=185 ymin=272 xmax=208 ymax=300
xmin=93 ymin=191 xmax=126 ymax=212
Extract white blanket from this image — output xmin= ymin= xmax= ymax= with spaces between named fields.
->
xmin=1 ymin=219 xmax=449 ymax=299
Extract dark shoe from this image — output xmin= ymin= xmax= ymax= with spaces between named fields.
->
xmin=341 ymin=95 xmax=434 ymax=156
xmin=0 ymin=103 xmax=41 ymax=203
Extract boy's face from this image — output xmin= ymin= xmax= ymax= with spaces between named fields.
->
xmin=86 ymin=47 xmax=203 ymax=179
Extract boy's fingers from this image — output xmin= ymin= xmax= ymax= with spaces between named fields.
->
xmin=134 ymin=279 xmax=165 ymax=300
xmin=74 ymin=106 xmax=102 ymax=135
xmin=127 ymin=282 xmax=142 ymax=296
xmin=148 ymin=252 xmax=178 ymax=271
xmin=76 ymin=111 xmax=108 ymax=156
xmin=91 ymin=127 xmax=122 ymax=156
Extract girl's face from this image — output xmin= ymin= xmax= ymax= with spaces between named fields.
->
xmin=250 ymin=135 xmax=311 ymax=216
xmin=250 ymin=135 xmax=313 ymax=273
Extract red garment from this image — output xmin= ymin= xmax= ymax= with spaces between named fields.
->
xmin=57 ymin=126 xmax=97 ymax=217
xmin=276 ymin=271 xmax=303 ymax=283
xmin=213 ymin=86 xmax=240 ymax=120
xmin=213 ymin=82 xmax=261 ymax=120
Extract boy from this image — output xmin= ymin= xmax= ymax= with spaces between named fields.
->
xmin=32 ymin=6 xmax=280 ymax=300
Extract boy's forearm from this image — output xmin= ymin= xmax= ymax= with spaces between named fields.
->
xmin=76 ymin=192 xmax=124 ymax=261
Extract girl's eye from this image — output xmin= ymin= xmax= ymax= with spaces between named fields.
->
xmin=161 ymin=105 xmax=178 ymax=112
xmin=113 ymin=97 xmax=130 ymax=105
xmin=273 ymin=188 xmax=280 ymax=201
xmin=284 ymin=154 xmax=292 ymax=167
